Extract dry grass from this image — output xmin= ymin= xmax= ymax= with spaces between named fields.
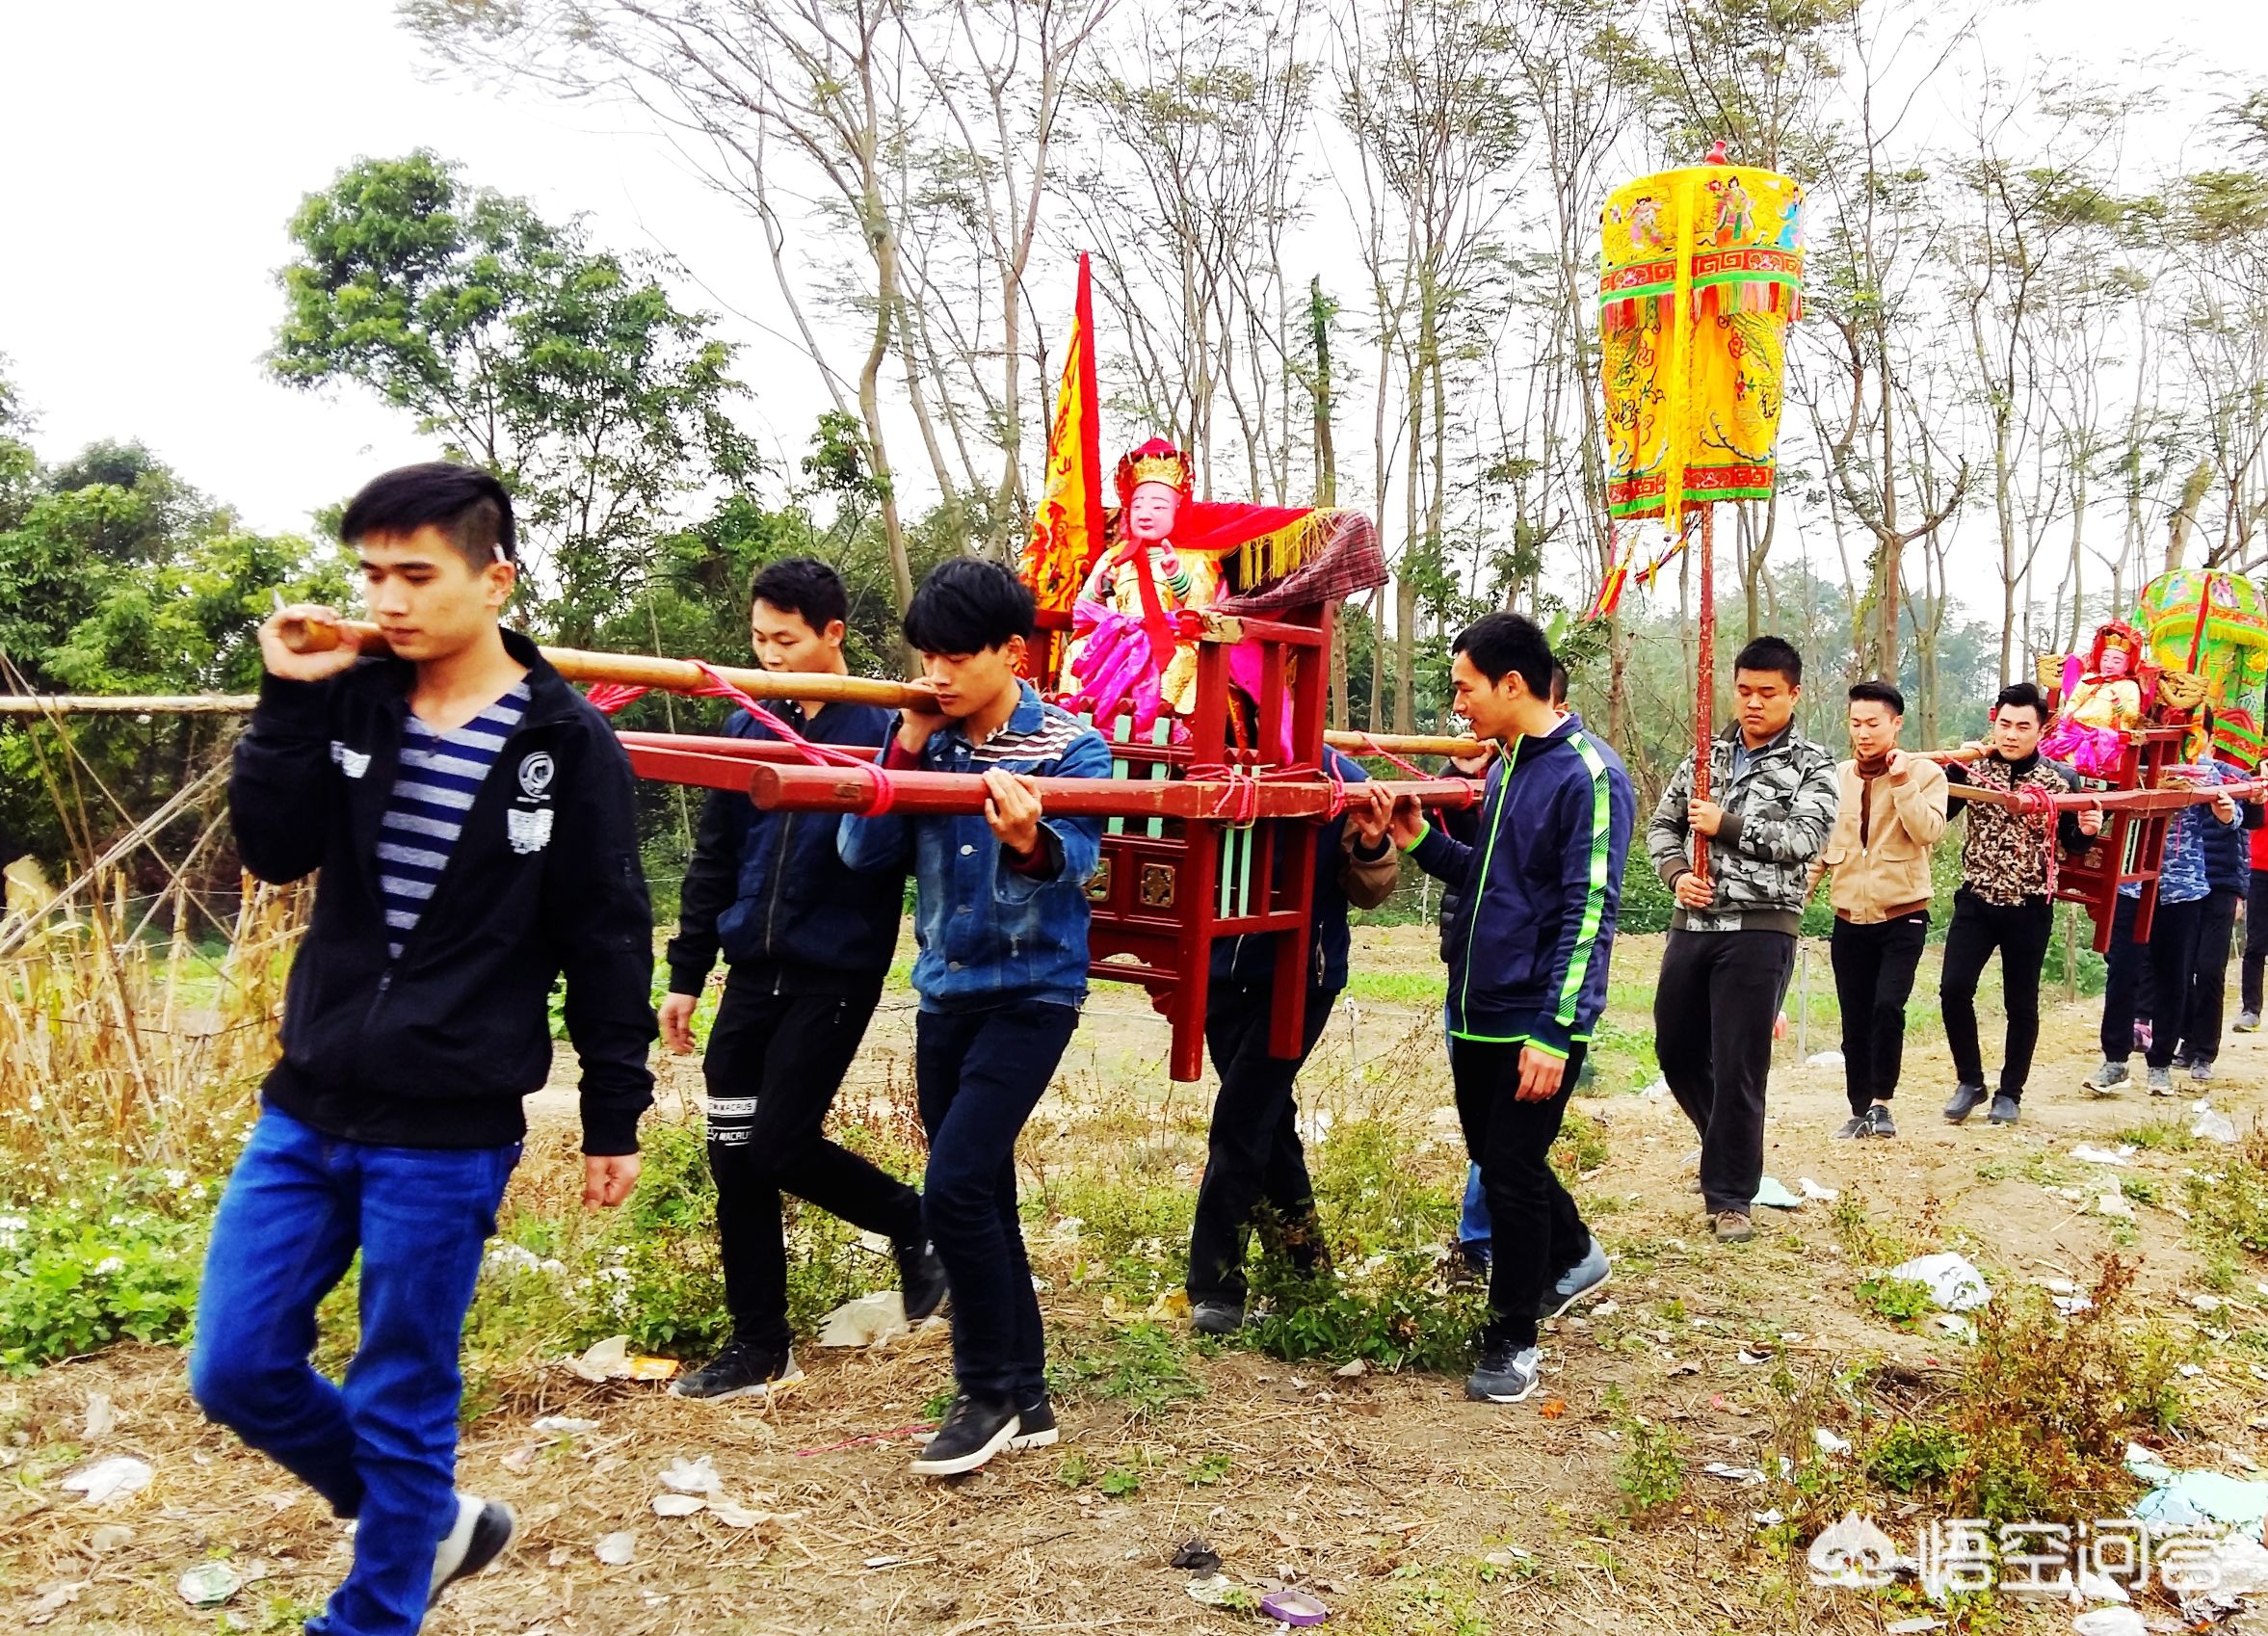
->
xmin=0 ymin=870 xmax=303 ymax=1193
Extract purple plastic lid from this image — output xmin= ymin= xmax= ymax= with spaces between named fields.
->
xmin=1259 ymin=1589 xmax=1329 ymax=1625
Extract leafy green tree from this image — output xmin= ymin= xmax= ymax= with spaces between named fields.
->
xmin=0 ymin=374 xmax=345 ymax=887
xmin=270 ymin=150 xmax=757 ymax=645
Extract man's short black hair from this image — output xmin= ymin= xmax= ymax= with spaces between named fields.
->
xmin=1451 ymin=611 xmax=1555 ymax=699
xmin=903 ymin=557 xmax=1035 ymax=654
xmin=1994 ymin=680 xmax=2046 ymax=723
xmin=1549 ymin=664 xmax=1569 ymax=707
xmin=1848 ymin=678 xmax=1905 ymax=716
xmin=340 ymin=462 xmax=514 ymax=571
xmin=750 ymin=556 xmax=849 ymax=633
xmin=1733 ymin=635 xmax=1803 ymax=687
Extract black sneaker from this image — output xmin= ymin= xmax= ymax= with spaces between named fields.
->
xmin=1942 ymin=1084 xmax=1988 ymax=1124
xmin=1988 ymin=1094 xmax=2020 ymax=1125
xmin=1190 ymin=1298 xmax=1245 ymax=1337
xmin=669 ymin=1338 xmax=801 ymax=1402
xmin=896 ymin=1236 xmax=949 ymax=1323
xmin=431 ymin=1493 xmax=514 ymax=1603
xmin=909 ymin=1393 xmax=1020 ymax=1477
xmin=1864 ymin=1103 xmax=1898 ymax=1139
xmin=1009 ymin=1395 xmax=1058 ymax=1450
xmin=1833 ymin=1115 xmax=1870 ymax=1140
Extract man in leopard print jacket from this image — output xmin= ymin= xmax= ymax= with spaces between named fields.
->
xmin=1939 ymin=681 xmax=2102 ymax=1128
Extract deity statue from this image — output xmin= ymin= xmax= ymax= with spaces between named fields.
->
xmin=2040 ymin=620 xmax=2148 ymax=778
xmin=1063 ymin=438 xmax=1223 ymax=733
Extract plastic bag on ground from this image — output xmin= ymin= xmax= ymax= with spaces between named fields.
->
xmin=59 ymin=1456 xmax=152 ymax=1506
xmin=2123 ymin=1443 xmax=2268 ymax=1532
xmin=1886 ymin=1253 xmax=1991 ymax=1312
xmin=816 ymin=1290 xmax=909 ymax=1348
xmin=1752 ymin=1175 xmax=1804 ymax=1210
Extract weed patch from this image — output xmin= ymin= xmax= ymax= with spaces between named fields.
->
xmin=0 ymin=1174 xmax=209 ymax=1372
xmin=1048 ymin=1320 xmax=1202 ymax=1418
xmin=1247 ymin=1253 xmax=1480 ymax=1371
xmin=2186 ymin=1122 xmax=2268 ymax=1258
xmin=1605 ymin=1385 xmax=1685 ymax=1521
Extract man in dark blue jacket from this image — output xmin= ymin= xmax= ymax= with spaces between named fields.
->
xmin=661 ymin=559 xmax=943 ymax=1403
xmin=1386 ymin=614 xmax=1635 ymax=1406
xmin=195 ymin=464 xmax=655 ymax=1633
xmin=1186 ymin=749 xmax=1399 ymax=1335
xmin=840 ymin=560 xmax=1111 ymax=1478
xmin=2175 ymin=756 xmax=2262 ymax=1081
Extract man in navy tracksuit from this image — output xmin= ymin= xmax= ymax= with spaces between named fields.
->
xmin=839 ymin=559 xmax=1111 ymax=1478
xmin=194 ymin=464 xmax=655 ymax=1634
xmin=661 ymin=558 xmax=944 ymax=1402
xmin=1186 ymin=749 xmax=1398 ymax=1334
xmin=1387 ymin=613 xmax=1634 ymax=1405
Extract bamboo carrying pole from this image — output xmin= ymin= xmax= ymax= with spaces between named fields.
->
xmin=274 ymin=618 xmax=1493 ymax=760
xmin=0 ymin=696 xmax=258 ymax=715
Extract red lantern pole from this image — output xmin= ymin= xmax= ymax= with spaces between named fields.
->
xmin=1692 ymin=503 xmax=1715 ymax=884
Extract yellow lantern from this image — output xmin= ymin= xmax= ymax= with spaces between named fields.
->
xmin=1598 ymin=160 xmax=1806 ymax=531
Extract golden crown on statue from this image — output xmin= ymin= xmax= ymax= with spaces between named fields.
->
xmin=1115 ymin=436 xmax=1195 ymax=505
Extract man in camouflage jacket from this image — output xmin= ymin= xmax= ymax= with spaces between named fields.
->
xmin=1646 ymin=637 xmax=1839 ymax=1243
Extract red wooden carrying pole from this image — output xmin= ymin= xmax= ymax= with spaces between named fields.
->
xmin=1692 ymin=504 xmax=1715 ymax=884
xmin=745 ymin=763 xmax=1479 ymax=820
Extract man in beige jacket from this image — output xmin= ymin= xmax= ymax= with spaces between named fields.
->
xmin=1813 ymin=680 xmax=1949 ymax=1138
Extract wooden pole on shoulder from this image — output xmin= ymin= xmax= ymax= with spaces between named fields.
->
xmin=1693 ymin=504 xmax=1715 ymax=884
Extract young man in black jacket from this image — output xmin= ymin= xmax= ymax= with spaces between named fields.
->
xmin=192 ymin=464 xmax=656 ymax=1636
xmin=661 ymin=558 xmax=943 ymax=1401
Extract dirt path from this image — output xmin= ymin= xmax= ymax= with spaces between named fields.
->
xmin=9 ymin=929 xmax=2268 ymax=1633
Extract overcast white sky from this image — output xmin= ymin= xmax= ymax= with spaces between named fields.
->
xmin=4 ymin=0 xmax=2265 ymax=620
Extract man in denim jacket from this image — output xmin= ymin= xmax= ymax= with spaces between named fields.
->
xmin=839 ymin=559 xmax=1110 ymax=1478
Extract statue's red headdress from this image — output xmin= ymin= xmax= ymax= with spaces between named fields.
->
xmin=2088 ymin=620 xmax=2145 ymax=672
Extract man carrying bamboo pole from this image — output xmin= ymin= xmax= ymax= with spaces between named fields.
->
xmin=659 ymin=558 xmax=944 ymax=1404
xmin=1184 ymin=744 xmax=1399 ymax=1337
xmin=2089 ymin=759 xmax=2242 ymax=1097
xmin=1939 ymin=682 xmax=2100 ymax=1126
xmin=1390 ymin=614 xmax=1633 ymax=1405
xmin=838 ymin=559 xmax=1111 ymax=1478
xmin=1646 ymin=637 xmax=1836 ymax=1245
xmin=193 ymin=463 xmax=656 ymax=1633
xmin=1811 ymin=680 xmax=1948 ymax=1140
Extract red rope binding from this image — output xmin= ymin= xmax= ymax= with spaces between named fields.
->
xmin=585 ymin=668 xmax=898 ymax=815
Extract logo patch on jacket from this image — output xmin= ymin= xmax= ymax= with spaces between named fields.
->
xmin=517 ymin=752 xmax=555 ymax=797
xmin=330 ymin=741 xmax=371 ymax=779
xmin=506 ymin=806 xmax=554 ymax=855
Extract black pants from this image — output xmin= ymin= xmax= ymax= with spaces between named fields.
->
xmin=702 ymin=973 xmax=922 ymax=1354
xmin=1829 ymin=912 xmax=1929 ymax=1116
xmin=1654 ymin=929 xmax=1794 ymax=1217
xmin=2183 ymin=889 xmax=2241 ymax=1065
xmin=2245 ymin=869 xmax=2268 ymax=1016
xmin=1939 ymin=888 xmax=2054 ymax=1099
xmin=1187 ymin=982 xmax=1336 ymax=1306
xmin=2100 ymin=892 xmax=2206 ymax=1069
xmin=1450 ymin=1036 xmax=1592 ymax=1352
xmin=914 ymin=1000 xmax=1080 ymax=1403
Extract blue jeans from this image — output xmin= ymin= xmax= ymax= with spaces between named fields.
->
xmin=1459 ymin=1164 xmax=1491 ymax=1257
xmin=914 ymin=1001 xmax=1080 ymax=1402
xmin=191 ymin=1107 xmax=519 ymax=1636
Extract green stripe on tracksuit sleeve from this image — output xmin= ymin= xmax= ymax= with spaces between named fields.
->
xmin=1555 ymin=734 xmax=1612 ymax=1030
